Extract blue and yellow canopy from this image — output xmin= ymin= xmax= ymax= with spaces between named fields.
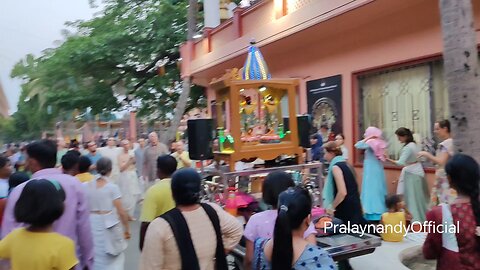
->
xmin=242 ymin=41 xmax=271 ymax=80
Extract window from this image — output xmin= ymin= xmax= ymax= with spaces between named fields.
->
xmin=358 ymin=60 xmax=449 ymax=162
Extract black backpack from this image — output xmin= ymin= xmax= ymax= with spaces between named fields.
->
xmin=160 ymin=203 xmax=228 ymax=270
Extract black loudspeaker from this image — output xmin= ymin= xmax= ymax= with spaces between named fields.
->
xmin=187 ymin=119 xmax=214 ymax=160
xmin=297 ymin=115 xmax=311 ymax=148
xmin=282 ymin=116 xmax=311 ymax=148
xmin=283 ymin=117 xmax=290 ymax=132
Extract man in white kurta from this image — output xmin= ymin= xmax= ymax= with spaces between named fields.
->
xmin=98 ymin=137 xmax=122 ymax=182
xmin=118 ymin=139 xmax=141 ymax=219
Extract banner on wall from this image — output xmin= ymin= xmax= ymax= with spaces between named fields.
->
xmin=306 ymin=75 xmax=343 ymax=138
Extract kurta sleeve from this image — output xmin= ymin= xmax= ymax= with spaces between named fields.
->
xmin=110 ymin=184 xmax=122 ymax=200
xmin=304 ymin=223 xmax=317 ymax=237
xmin=355 ymin=141 xmax=370 ymax=150
xmin=423 ymin=207 xmax=442 ymax=260
xmin=142 ymin=148 xmax=149 ymax=177
xmin=75 ymin=181 xmax=94 ymax=269
xmin=243 ymin=214 xmax=259 ymax=242
xmin=1 ymin=186 xmax=23 ymax=238
xmin=139 ymin=188 xmax=158 ymax=222
xmin=139 ymin=219 xmax=166 ymax=270
xmin=210 ymin=203 xmax=243 ymax=250
xmin=395 ymin=146 xmax=412 ymax=166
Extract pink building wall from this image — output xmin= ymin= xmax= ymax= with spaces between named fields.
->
xmin=183 ymin=0 xmax=480 ymax=193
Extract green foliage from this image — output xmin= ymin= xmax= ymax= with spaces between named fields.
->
xmin=10 ymin=0 xmax=205 ymax=129
xmin=0 ymin=117 xmax=15 ymax=143
xmin=5 ymin=88 xmax=56 ymax=141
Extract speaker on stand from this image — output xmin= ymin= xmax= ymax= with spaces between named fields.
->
xmin=187 ymin=119 xmax=214 ymax=172
xmin=297 ymin=115 xmax=312 ymax=148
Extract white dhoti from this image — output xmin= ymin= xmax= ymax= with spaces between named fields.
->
xmin=117 ymin=170 xmax=141 ymax=217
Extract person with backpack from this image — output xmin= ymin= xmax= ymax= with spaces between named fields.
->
xmin=139 ymin=168 xmax=243 ymax=270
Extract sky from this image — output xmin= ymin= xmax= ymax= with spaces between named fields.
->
xmin=0 ymin=0 xmax=102 ymax=114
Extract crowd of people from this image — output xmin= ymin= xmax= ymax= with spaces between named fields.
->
xmin=0 ymin=118 xmax=479 ymax=270
xmin=318 ymin=119 xmax=480 ymax=269
xmin=309 ymin=120 xmax=454 ymax=224
xmin=0 ymin=131 xmax=200 ymax=270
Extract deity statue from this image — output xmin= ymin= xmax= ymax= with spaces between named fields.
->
xmin=262 ymin=94 xmax=278 ymax=133
xmin=240 ymin=95 xmax=257 ymax=135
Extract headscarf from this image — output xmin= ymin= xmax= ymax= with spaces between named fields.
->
xmin=364 ymin=127 xmax=387 ymax=161
xmin=322 ymin=155 xmax=346 ymax=210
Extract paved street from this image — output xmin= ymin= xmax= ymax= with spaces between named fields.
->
xmin=125 ymin=207 xmax=141 ymax=269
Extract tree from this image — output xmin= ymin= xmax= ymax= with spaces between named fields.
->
xmin=439 ymin=0 xmax=480 ymax=162
xmin=162 ymin=0 xmax=198 ymax=145
xmin=0 ymin=117 xmax=15 ymax=143
xmin=11 ymin=0 xmax=205 ymax=124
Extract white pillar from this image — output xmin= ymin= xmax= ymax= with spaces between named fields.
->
xmin=204 ymin=0 xmax=221 ymax=28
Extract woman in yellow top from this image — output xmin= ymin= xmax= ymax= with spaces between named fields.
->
xmin=0 ymin=179 xmax=78 ymax=270
xmin=76 ymin=156 xmax=95 ymax=183
xmin=380 ymin=195 xmax=412 ymax=242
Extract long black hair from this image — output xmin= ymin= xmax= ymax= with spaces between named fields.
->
xmin=445 ymin=154 xmax=480 ymax=248
xmin=262 ymin=171 xmax=295 ymax=208
xmin=272 ymin=187 xmax=312 ymax=270
xmin=395 ymin=127 xmax=415 ymax=144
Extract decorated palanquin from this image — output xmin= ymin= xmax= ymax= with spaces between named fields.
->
xmin=211 ymin=41 xmax=303 ymax=171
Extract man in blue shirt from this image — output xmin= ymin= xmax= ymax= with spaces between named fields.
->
xmin=85 ymin=141 xmax=102 ymax=174
xmin=0 ymin=156 xmax=12 ymax=198
xmin=310 ymin=134 xmax=324 ymax=162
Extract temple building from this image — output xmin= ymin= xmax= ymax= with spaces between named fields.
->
xmin=180 ymin=0 xmax=480 ymax=192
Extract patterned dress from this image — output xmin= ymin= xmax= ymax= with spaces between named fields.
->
xmin=430 ymin=138 xmax=456 ymax=206
xmin=253 ymin=238 xmax=336 ymax=270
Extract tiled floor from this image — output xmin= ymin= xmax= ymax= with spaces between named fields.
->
xmin=350 ymin=233 xmax=436 ymax=270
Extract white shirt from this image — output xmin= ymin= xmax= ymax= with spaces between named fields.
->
xmin=0 ymin=179 xmax=9 ymax=198
xmin=98 ymin=147 xmax=122 ymax=174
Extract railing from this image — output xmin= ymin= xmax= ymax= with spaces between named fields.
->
xmin=199 ymin=162 xmax=382 ymax=268
xmin=200 ymin=162 xmax=324 ymax=207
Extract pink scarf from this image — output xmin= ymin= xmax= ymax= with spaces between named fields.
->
xmin=364 ymin=127 xmax=387 ymax=161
